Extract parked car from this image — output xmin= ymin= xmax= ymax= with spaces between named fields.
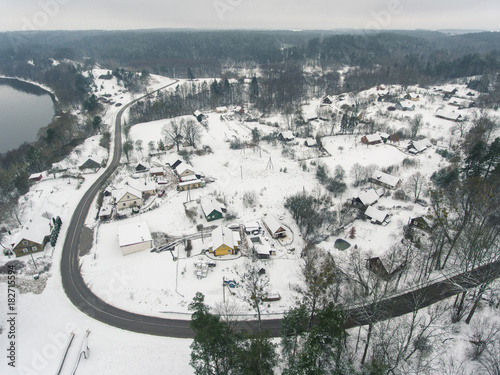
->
xmin=158 ymin=189 xmax=166 ymax=197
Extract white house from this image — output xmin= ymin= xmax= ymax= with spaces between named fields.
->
xmin=357 ymin=189 xmax=381 ymax=207
xmin=436 ymin=109 xmax=463 ymax=122
xmin=118 ymin=222 xmax=153 ymax=255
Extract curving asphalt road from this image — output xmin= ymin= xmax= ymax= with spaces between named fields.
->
xmin=60 ymin=81 xmax=500 ymax=339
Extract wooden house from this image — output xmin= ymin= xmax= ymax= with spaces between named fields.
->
xmin=407 ymin=138 xmax=432 ymax=154
xmin=215 ymin=106 xmax=228 ymax=113
xmin=395 ymin=101 xmax=415 ymax=111
xmin=366 ymin=252 xmax=407 ymax=281
xmin=178 ymin=179 xmax=205 ymax=191
xmin=113 ymin=186 xmax=143 ymax=210
xmin=175 ymin=163 xmax=196 ymax=180
xmin=436 ymin=109 xmax=463 ymax=122
xmin=201 ymin=199 xmax=224 ymax=222
xmin=364 ymin=206 xmax=389 ymax=225
xmin=149 ymin=167 xmax=164 ymax=177
xmin=262 ymin=215 xmax=286 ymax=238
xmin=361 ymin=134 xmax=382 ymax=145
xmin=410 ymin=217 xmax=432 ymax=233
xmin=193 ymin=110 xmax=206 ymax=123
xmin=135 ymin=162 xmax=150 ymax=173
xmin=11 ymin=217 xmax=52 ymax=257
xmin=209 ymin=226 xmax=240 ymax=256
xmin=79 ymin=158 xmax=102 ymax=172
xmin=370 ymin=171 xmax=401 ymax=190
xmin=279 ymin=131 xmax=295 ymax=142
xmin=353 ymin=189 xmax=382 ymax=207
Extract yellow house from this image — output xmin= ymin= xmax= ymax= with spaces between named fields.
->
xmin=113 ymin=186 xmax=143 ymax=210
xmin=210 ymin=226 xmax=240 ymax=256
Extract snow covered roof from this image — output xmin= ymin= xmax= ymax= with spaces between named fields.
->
xmin=29 ymin=172 xmax=43 ymax=180
xmin=364 ymin=206 xmax=389 ymax=223
xmin=211 ymin=225 xmax=235 ymax=249
xmin=280 ymin=131 xmax=295 ymax=140
xmin=363 ymin=134 xmax=382 ymax=143
xmin=112 ymin=185 xmax=142 ymax=201
xmin=165 ymin=155 xmax=182 ymax=168
xmin=305 ymin=138 xmax=317 ymax=147
xmin=175 ymin=162 xmax=195 ymax=176
xmin=201 ymin=198 xmax=223 ymax=216
xmin=245 ymin=221 xmax=261 ymax=232
xmin=371 ymin=171 xmax=401 ymax=189
xmin=11 ymin=216 xmax=51 ymax=247
xmin=123 ymin=177 xmax=156 ymax=193
xmin=378 ymin=132 xmax=390 ymax=139
xmin=193 ymin=110 xmax=203 ymax=117
xmin=99 ymin=205 xmax=113 ymax=217
xmin=178 ymin=178 xmax=203 ymax=187
xmin=118 ymin=222 xmax=152 ymax=247
xmin=358 ymin=189 xmax=380 ymax=206
xmin=262 ymin=215 xmax=286 ymax=235
xmin=149 ymin=167 xmax=164 ymax=174
xmin=436 ymin=109 xmax=462 ymax=121
xmin=409 ymin=138 xmax=432 ymax=153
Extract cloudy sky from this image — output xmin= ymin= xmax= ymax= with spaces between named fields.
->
xmin=1 ymin=0 xmax=498 ymax=32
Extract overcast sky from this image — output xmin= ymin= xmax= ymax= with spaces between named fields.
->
xmin=1 ymin=0 xmax=498 ymax=32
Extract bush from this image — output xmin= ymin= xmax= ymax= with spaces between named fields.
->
xmin=242 ymin=191 xmax=258 ymax=208
xmin=229 ymin=138 xmax=243 ymax=149
xmin=393 ymin=189 xmax=409 ymax=201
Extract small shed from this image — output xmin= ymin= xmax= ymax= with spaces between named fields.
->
xmin=118 ymin=222 xmax=153 ymax=255
xmin=29 ymin=172 xmax=43 ymax=182
xmin=245 ymin=221 xmax=261 ymax=235
xmin=99 ymin=205 xmax=113 ymax=221
xmin=215 ymin=106 xmax=228 ymax=113
xmin=262 ymin=215 xmax=286 ymax=238
xmin=410 ymin=217 xmax=432 ymax=233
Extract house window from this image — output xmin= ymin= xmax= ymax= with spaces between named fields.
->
xmin=23 ymin=241 xmax=28 ymax=245
xmin=228 ymin=249 xmax=231 ymax=253
xmin=32 ymin=246 xmax=38 ymax=252
xmin=23 ymin=248 xmax=29 ymax=253
xmin=123 ymin=203 xmax=126 ymax=206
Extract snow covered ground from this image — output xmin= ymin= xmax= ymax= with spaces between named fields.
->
xmin=1 ymin=78 xmax=499 ymax=374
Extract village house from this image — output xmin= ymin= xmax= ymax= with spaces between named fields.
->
xmin=118 ymin=221 xmax=153 ymax=255
xmin=166 ymin=156 xmax=182 ymax=170
xmin=149 ymin=167 xmax=164 ymax=177
xmin=178 ymin=179 xmax=205 ymax=191
xmin=305 ymin=138 xmax=318 ymax=147
xmin=366 ymin=251 xmax=407 ymax=281
xmin=123 ymin=177 xmax=157 ymax=198
xmin=98 ymin=204 xmax=113 ymax=221
xmin=135 ymin=162 xmax=150 ymax=173
xmin=193 ymin=110 xmax=206 ymax=123
xmin=353 ymin=189 xmax=382 ymax=208
xmin=370 ymin=170 xmax=401 ymax=190
xmin=262 ymin=215 xmax=287 ymax=239
xmin=279 ymin=131 xmax=295 ymax=142
xmin=201 ymin=198 xmax=225 ymax=222
xmin=175 ymin=163 xmax=196 ymax=181
xmin=436 ymin=109 xmax=463 ymax=122
xmin=209 ymin=225 xmax=240 ymax=256
xmin=407 ymin=138 xmax=432 ymax=154
xmin=245 ymin=221 xmax=261 ymax=235
xmin=79 ymin=157 xmax=102 ymax=172
xmin=250 ymin=236 xmax=272 ymax=259
xmin=320 ymin=95 xmax=334 ymax=106
xmin=113 ymin=186 xmax=143 ymax=210
xmin=361 ymin=134 xmax=382 ymax=145
xmin=364 ymin=206 xmax=389 ymax=225
xmin=11 ymin=216 xmax=52 ymax=257
xmin=409 ymin=216 xmax=433 ymax=233
xmin=448 ymin=97 xmax=475 ymax=108
xmin=215 ymin=106 xmax=228 ymax=113
xmin=395 ymin=101 xmax=415 ymax=111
